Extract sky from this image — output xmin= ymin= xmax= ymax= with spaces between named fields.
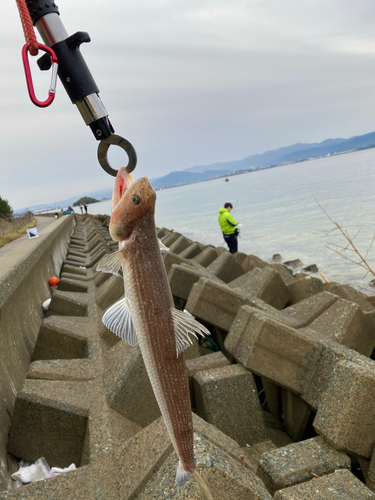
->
xmin=2 ymin=0 xmax=375 ymax=210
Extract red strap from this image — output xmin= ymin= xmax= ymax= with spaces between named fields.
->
xmin=15 ymin=0 xmax=39 ymax=56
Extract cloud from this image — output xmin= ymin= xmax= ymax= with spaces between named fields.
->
xmin=2 ymin=0 xmax=375 ymax=209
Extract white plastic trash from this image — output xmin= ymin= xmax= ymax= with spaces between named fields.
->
xmin=51 ymin=464 xmax=76 ymax=476
xmin=42 ymin=299 xmax=52 ymax=312
xmin=11 ymin=457 xmax=51 ymax=484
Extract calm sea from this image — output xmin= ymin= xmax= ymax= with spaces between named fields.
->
xmin=84 ymin=148 xmax=375 ymax=290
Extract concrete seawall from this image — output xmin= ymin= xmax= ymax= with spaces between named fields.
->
xmin=0 ymin=215 xmax=74 ymax=489
xmin=1 ymin=217 xmax=375 ymax=498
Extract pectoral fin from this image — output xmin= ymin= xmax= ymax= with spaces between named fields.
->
xmin=171 ymin=309 xmax=210 ymax=356
xmin=102 ymin=297 xmax=138 ymax=345
xmin=96 ymin=250 xmax=123 ymax=276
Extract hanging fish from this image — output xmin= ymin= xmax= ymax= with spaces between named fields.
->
xmin=97 ymin=168 xmax=214 ymax=499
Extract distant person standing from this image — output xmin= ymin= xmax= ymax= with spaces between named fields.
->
xmin=218 ymin=202 xmax=240 ymax=254
xmin=84 ymin=203 xmax=88 ymax=214
xmin=79 ymin=204 xmax=83 ymax=214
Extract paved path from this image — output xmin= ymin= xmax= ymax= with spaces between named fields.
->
xmin=0 ymin=216 xmax=58 ymax=259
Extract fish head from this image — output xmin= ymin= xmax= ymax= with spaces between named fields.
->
xmin=110 ymin=168 xmax=156 ymax=242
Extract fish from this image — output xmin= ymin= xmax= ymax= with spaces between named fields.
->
xmin=97 ymin=168 xmax=214 ymax=499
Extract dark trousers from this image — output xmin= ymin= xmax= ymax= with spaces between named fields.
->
xmin=223 ymin=232 xmax=238 ymax=254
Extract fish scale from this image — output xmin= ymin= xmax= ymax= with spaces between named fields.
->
xmin=121 ymin=214 xmax=195 ymax=473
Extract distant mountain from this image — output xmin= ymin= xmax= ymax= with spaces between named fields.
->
xmin=16 ymin=188 xmax=112 ymax=213
xmin=150 ymin=131 xmax=375 ymax=189
xmin=183 ymin=138 xmax=346 ymax=173
xmin=280 ymin=131 xmax=375 ymax=163
xmin=150 ymin=169 xmax=232 ymax=189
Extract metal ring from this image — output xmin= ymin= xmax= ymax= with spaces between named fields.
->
xmin=97 ymin=134 xmax=137 ymax=176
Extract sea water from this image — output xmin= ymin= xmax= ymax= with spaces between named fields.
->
xmin=88 ymin=147 xmax=375 ymax=290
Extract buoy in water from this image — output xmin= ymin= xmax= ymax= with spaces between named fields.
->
xmin=49 ymin=276 xmax=59 ymax=286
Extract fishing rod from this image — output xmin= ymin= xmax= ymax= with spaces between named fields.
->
xmin=16 ymin=0 xmax=137 ymax=177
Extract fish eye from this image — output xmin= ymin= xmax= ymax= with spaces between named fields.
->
xmin=131 ymin=194 xmax=140 ymax=205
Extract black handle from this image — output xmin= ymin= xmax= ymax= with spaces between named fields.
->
xmin=26 ymin=0 xmax=59 ymax=25
xmin=51 ymin=32 xmax=99 ymax=104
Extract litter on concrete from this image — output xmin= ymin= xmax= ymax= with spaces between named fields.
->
xmin=11 ymin=457 xmax=76 ymax=487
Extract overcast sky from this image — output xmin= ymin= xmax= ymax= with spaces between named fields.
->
xmin=2 ymin=0 xmax=375 ymax=209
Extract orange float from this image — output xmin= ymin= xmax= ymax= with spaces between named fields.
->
xmin=48 ymin=276 xmax=59 ymax=286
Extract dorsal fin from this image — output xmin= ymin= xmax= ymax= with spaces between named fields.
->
xmin=171 ymin=309 xmax=210 ymax=356
xmin=96 ymin=250 xmax=123 ymax=276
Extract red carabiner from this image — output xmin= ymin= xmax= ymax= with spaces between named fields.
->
xmin=22 ymin=43 xmax=58 ymax=108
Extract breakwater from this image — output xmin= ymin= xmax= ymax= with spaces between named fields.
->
xmin=0 ymin=214 xmax=74 ymax=490
xmin=1 ymin=215 xmax=375 ymax=498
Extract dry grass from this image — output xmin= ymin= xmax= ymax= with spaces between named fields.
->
xmin=0 ymin=213 xmax=36 ymax=248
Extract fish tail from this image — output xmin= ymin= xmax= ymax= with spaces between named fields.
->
xmin=192 ymin=469 xmax=215 ymax=500
xmin=175 ymin=461 xmax=192 ymax=486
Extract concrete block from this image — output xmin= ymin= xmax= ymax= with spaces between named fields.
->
xmin=309 ymin=298 xmax=375 ymax=356
xmin=258 ymin=436 xmax=350 ymax=495
xmin=186 ymin=277 xmax=248 ymax=331
xmin=366 ymin=447 xmax=375 ymax=490
xmin=61 ymin=264 xmax=87 ymax=276
xmin=281 ymin=389 xmax=313 ymax=441
xmin=96 ymin=275 xmax=124 ymax=310
xmin=28 ymin=358 xmax=99 ymax=382
xmin=286 ymin=275 xmax=324 ymax=305
xmin=161 ymin=231 xmax=182 ymax=247
xmin=168 ymin=235 xmax=192 ymax=254
xmin=314 ymin=357 xmax=375 ymax=458
xmin=191 ymin=246 xmax=219 ymax=267
xmin=229 ymin=267 xmax=290 ymax=310
xmin=233 ymin=252 xmax=248 ymax=265
xmin=225 ymin=310 xmax=322 ymax=395
xmin=262 ymin=378 xmax=281 ymax=422
xmin=8 ymin=379 xmax=89 ymax=467
xmin=303 ymin=264 xmax=319 ymax=273
xmin=179 ymin=242 xmax=205 ymax=259
xmin=273 ymin=469 xmax=373 ymax=499
xmin=268 ymin=263 xmax=295 ymax=285
xmin=163 ymin=250 xmax=196 ymax=275
xmin=103 ymin=342 xmax=160 ymax=428
xmin=186 ymin=351 xmax=231 ymax=401
xmin=282 ymin=292 xmax=338 ymax=327
xmin=215 ymin=246 xmax=227 ymax=255
xmin=293 ymin=272 xmax=309 ymax=280
xmin=193 ymin=364 xmax=267 ymax=446
xmin=206 ymin=252 xmax=246 ymax=283
xmin=283 ymin=259 xmax=304 ymax=270
xmin=32 ymin=317 xmax=87 ymax=361
xmin=168 ymin=263 xmax=222 ymax=301
xmin=324 ymin=282 xmax=375 ymax=313
xmin=117 ymin=413 xmax=272 ymax=500
xmin=242 ymin=254 xmax=268 ymax=271
xmin=93 ymin=270 xmax=112 ymax=287
xmin=46 ymin=291 xmax=88 ymax=317
xmin=302 ymin=340 xmax=352 ymax=410
xmin=183 ymin=336 xmax=201 ymax=361
xmin=57 ymin=277 xmax=88 ymax=293
xmin=241 ymin=440 xmax=276 ymax=472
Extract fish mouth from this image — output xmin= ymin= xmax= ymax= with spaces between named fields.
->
xmin=111 ymin=167 xmax=134 ymax=212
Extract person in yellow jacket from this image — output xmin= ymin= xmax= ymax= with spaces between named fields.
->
xmin=218 ymin=202 xmax=239 ymax=254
